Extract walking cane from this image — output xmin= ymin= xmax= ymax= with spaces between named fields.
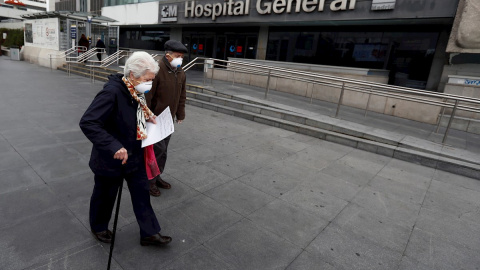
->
xmin=107 ymin=179 xmax=124 ymax=270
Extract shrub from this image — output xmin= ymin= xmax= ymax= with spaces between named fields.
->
xmin=0 ymin=28 xmax=24 ymax=48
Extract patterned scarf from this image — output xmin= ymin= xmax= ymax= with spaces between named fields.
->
xmin=122 ymin=76 xmax=154 ymax=140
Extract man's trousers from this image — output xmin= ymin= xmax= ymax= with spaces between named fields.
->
xmin=153 ymin=135 xmax=171 ymax=173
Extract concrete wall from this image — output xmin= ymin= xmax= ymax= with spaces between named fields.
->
xmin=22 ymin=46 xmax=66 ymax=69
xmin=443 ymin=76 xmax=480 ymax=133
xmin=438 ymin=64 xmax=480 ymax=93
xmin=207 ymin=67 xmax=443 ymax=125
xmin=102 ymin=2 xmax=159 ymax=25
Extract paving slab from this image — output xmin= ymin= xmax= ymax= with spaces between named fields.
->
xmin=367 ymin=175 xmax=428 ymax=205
xmin=415 ymin=207 xmax=480 ymax=251
xmin=0 ymin=165 xmax=45 ymax=195
xmin=404 ymin=227 xmax=480 ymax=269
xmin=332 ymin=203 xmax=411 ymax=254
xmin=110 ymin=221 xmax=199 ymax=270
xmin=24 ymin=243 xmax=124 ymax=270
xmin=163 ymin=246 xmax=233 ymax=270
xmin=247 ymin=199 xmax=329 ymax=248
xmin=205 ymin=180 xmax=276 ymax=216
xmin=352 ymin=186 xmax=422 ymax=228
xmin=204 ymin=218 xmax=303 ymax=270
xmin=0 ymin=208 xmax=93 ymax=270
xmin=285 ymin=251 xmax=336 ymax=270
xmin=280 ymin=179 xmax=349 ymax=220
xmin=306 ymin=224 xmax=403 ymax=270
xmin=159 ymin=194 xmax=243 ymax=243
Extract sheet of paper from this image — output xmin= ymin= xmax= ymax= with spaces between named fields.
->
xmin=141 ymin=106 xmax=174 ymax=148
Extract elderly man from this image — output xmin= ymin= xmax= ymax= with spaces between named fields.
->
xmin=146 ymin=40 xmax=188 ymax=196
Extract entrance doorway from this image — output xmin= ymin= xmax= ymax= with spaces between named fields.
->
xmin=184 ymin=34 xmax=214 ymax=64
xmin=183 ymin=29 xmax=259 ymax=69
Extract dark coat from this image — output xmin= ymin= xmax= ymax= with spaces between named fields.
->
xmin=79 ymin=74 xmax=144 ymax=177
xmin=146 ymin=56 xmax=186 ymax=120
xmin=78 ymin=36 xmax=89 ymax=51
xmin=95 ymin=39 xmax=106 ymax=52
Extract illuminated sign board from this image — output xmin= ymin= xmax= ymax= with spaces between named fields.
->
xmin=162 ymin=0 xmax=396 ymax=23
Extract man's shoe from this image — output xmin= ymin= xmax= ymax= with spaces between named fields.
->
xmin=91 ymin=229 xmax=113 ymax=243
xmin=149 ymin=181 xmax=161 ymax=197
xmin=140 ymin=233 xmax=172 ymax=246
xmin=155 ymin=177 xmax=171 ymax=189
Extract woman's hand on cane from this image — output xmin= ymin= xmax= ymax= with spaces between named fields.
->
xmin=114 ymin=147 xmax=128 ymax=165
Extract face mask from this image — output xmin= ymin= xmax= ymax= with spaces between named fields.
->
xmin=134 ymin=81 xmax=152 ymax=94
xmin=170 ymin=57 xmax=183 ymax=68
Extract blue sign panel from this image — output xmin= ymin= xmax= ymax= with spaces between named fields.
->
xmin=70 ymin=26 xmax=77 ymax=39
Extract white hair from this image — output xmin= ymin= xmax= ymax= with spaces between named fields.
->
xmin=124 ymin=51 xmax=159 ymax=78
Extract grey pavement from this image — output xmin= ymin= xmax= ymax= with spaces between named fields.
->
xmin=1 ymin=57 xmax=480 ymax=270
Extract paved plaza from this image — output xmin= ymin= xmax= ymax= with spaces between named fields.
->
xmin=1 ymin=58 xmax=480 ymax=269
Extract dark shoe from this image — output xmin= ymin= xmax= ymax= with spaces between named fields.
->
xmin=91 ymin=229 xmax=112 ymax=243
xmin=155 ymin=177 xmax=171 ymax=189
xmin=149 ymin=181 xmax=161 ymax=197
xmin=140 ymin=233 xmax=172 ymax=246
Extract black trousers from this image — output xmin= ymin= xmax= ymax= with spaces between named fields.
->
xmin=153 ymin=135 xmax=171 ymax=173
xmin=89 ymin=169 xmax=161 ymax=238
xmin=96 ymin=53 xmax=102 ymax=61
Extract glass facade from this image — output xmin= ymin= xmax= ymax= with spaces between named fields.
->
xmin=55 ymin=0 xmax=76 ymax=12
xmin=182 ymin=27 xmax=259 ymax=63
xmin=267 ymin=27 xmax=440 ymax=89
xmin=119 ymin=28 xmax=170 ymax=51
xmin=90 ymin=0 xmax=103 ymax=15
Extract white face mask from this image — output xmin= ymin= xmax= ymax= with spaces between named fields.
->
xmin=170 ymin=57 xmax=183 ymax=68
xmin=134 ymin=81 xmax=152 ymax=94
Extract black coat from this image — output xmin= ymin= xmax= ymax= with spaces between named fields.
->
xmin=79 ymin=74 xmax=144 ymax=177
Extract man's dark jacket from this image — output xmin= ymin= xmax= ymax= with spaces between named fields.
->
xmin=79 ymin=74 xmax=143 ymax=177
xmin=146 ymin=56 xmax=186 ymax=120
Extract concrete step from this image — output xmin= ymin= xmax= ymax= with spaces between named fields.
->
xmin=185 ymin=86 xmax=480 ymax=179
xmin=57 ymin=63 xmax=120 ymax=81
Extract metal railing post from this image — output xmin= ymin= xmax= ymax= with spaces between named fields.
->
xmin=442 ymin=100 xmax=459 ymax=144
xmin=335 ymin=82 xmax=346 ymax=117
xmin=211 ymin=61 xmax=215 ymax=85
xmin=364 ymin=86 xmax=373 ymax=118
xmin=92 ymin=67 xmax=95 ymax=84
xmin=310 ymin=80 xmax=315 ymax=104
xmin=50 ymin=55 xmax=52 ymax=71
xmin=232 ymin=69 xmax=236 ymax=86
xmin=435 ymin=98 xmax=447 ymax=133
xmin=264 ymin=69 xmax=272 ymax=99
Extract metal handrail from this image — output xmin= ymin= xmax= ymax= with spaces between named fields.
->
xmin=86 ymin=50 xmax=130 ymax=83
xmin=48 ymin=46 xmax=85 ymax=70
xmin=184 ymin=57 xmax=480 ymax=144
xmin=87 ymin=50 xmax=123 ymax=67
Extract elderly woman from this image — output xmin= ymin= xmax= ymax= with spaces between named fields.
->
xmin=79 ymin=51 xmax=171 ymax=246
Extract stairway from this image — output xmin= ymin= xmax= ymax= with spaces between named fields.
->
xmin=185 ymin=84 xmax=480 ymax=179
xmin=57 ymin=62 xmax=121 ymax=82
